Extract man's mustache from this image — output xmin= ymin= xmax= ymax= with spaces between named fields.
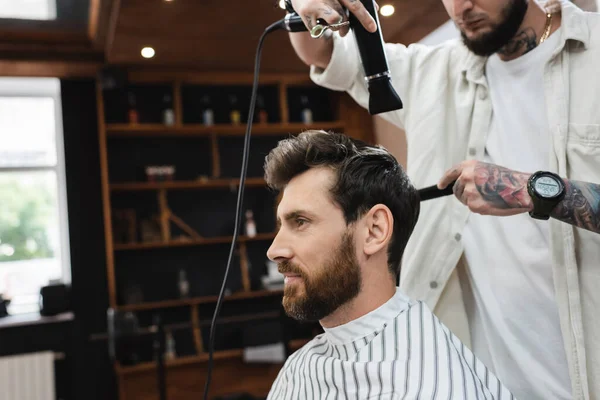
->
xmin=278 ymin=261 xmax=305 ymax=277
xmin=459 ymin=12 xmax=487 ymax=24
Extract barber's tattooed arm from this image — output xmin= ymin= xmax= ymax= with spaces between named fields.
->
xmin=438 ymin=160 xmax=600 ymax=233
xmin=438 ymin=161 xmax=531 ymax=217
xmin=550 ymin=180 xmax=600 ymax=233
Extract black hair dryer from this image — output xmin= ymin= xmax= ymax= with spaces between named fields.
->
xmin=280 ymin=0 xmax=403 ymax=115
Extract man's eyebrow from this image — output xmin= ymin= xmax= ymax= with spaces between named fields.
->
xmin=275 ymin=210 xmax=314 ymax=228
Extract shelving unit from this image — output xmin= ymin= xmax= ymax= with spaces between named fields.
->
xmin=106 ymin=121 xmax=346 ymax=137
xmin=117 ymin=289 xmax=284 ymax=312
xmin=95 ymin=69 xmax=374 ymax=400
xmin=109 ymin=177 xmax=267 ymax=192
xmin=116 ymin=338 xmax=309 ymax=376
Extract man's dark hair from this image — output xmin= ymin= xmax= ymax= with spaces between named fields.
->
xmin=264 ymin=130 xmax=420 ymax=276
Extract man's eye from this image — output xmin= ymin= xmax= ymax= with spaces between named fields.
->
xmin=296 ymin=218 xmax=307 ymax=227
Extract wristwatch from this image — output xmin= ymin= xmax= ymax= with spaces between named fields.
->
xmin=527 ymin=171 xmax=566 ymax=220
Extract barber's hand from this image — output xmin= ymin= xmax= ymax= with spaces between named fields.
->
xmin=291 ymin=0 xmax=378 ymax=37
xmin=437 ymin=160 xmax=534 ymax=217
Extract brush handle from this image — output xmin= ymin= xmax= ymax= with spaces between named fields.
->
xmin=418 ymin=180 xmax=456 ymax=201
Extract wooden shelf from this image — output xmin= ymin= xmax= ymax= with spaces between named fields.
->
xmin=117 ymin=348 xmax=243 ymax=375
xmin=117 ymin=289 xmax=284 ymax=312
xmin=110 ymin=177 xmax=267 ymax=191
xmin=105 ymin=122 xmax=346 ymax=137
xmin=116 ymin=338 xmax=310 ymax=376
xmin=114 ymin=232 xmax=276 ymax=251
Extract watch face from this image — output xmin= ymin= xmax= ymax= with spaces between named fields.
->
xmin=534 ymin=176 xmax=561 ymax=198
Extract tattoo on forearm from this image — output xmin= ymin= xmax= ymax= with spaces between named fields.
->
xmin=473 ymin=163 xmax=531 ymax=209
xmin=498 ymin=27 xmax=537 ymax=57
xmin=551 ymin=180 xmax=600 ymax=234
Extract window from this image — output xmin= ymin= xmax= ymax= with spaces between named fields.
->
xmin=0 ymin=78 xmax=70 ymax=314
xmin=0 ymin=0 xmax=57 ymax=20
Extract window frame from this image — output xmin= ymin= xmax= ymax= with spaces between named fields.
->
xmin=0 ymin=78 xmax=72 ymax=297
xmin=0 ymin=0 xmax=57 ymax=21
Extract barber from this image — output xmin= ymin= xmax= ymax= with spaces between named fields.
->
xmin=283 ymin=0 xmax=600 ymax=399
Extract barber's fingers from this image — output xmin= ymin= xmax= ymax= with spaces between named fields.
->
xmin=438 ymin=164 xmax=464 ymax=190
xmin=452 ymin=179 xmax=466 ymax=204
xmin=340 ymin=0 xmax=377 ymax=33
xmin=292 ymin=0 xmax=347 ymax=32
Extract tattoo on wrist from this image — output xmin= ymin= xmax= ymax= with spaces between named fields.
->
xmin=473 ymin=163 xmax=531 ymax=209
xmin=551 ymin=180 xmax=600 ymax=233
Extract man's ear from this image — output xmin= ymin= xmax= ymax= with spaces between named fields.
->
xmin=363 ymin=204 xmax=394 ymax=256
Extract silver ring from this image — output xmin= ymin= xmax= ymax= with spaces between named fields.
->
xmin=310 ymin=24 xmax=328 ymax=38
xmin=310 ymin=20 xmax=350 ymax=39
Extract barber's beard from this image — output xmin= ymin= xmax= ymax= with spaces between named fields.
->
xmin=461 ymin=0 xmax=529 ymax=57
xmin=278 ymin=231 xmax=361 ymax=322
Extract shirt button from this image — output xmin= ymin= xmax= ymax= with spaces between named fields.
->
xmin=479 ymin=90 xmax=487 ymax=100
xmin=430 ymin=281 xmax=438 ymax=289
xmin=454 ymin=233 xmax=462 ymax=242
xmin=469 ymin=147 xmax=476 ymax=156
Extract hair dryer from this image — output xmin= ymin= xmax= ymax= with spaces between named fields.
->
xmin=279 ymin=0 xmax=403 ymax=115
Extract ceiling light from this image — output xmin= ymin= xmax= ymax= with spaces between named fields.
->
xmin=141 ymin=47 xmax=155 ymax=59
xmin=380 ymin=4 xmax=395 ymax=16
xmin=279 ymin=0 xmax=286 ymax=9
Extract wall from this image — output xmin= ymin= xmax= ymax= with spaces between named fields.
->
xmin=61 ymin=78 xmax=117 ymax=400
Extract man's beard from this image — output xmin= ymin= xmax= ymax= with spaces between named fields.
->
xmin=278 ymin=231 xmax=361 ymax=322
xmin=461 ymin=0 xmax=529 ymax=57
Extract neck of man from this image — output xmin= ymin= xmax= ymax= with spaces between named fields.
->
xmin=496 ymin=1 xmax=562 ymax=62
xmin=319 ymin=259 xmax=397 ymax=329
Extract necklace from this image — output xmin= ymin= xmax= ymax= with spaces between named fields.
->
xmin=538 ymin=12 xmax=553 ymax=45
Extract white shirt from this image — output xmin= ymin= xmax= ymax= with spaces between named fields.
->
xmin=267 ymin=288 xmax=514 ymax=399
xmin=461 ymin=28 xmax=571 ymax=399
xmin=308 ymin=1 xmax=600 ymax=398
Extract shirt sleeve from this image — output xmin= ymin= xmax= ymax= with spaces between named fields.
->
xmin=309 ymin=32 xmax=462 ymax=133
xmin=308 ymin=32 xmax=417 ymax=131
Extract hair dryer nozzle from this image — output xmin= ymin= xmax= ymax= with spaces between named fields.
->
xmin=367 ymin=76 xmax=403 ymax=115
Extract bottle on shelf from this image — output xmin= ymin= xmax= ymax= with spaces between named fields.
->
xmin=162 ymin=94 xmax=175 ymax=126
xmin=127 ymin=92 xmax=139 ymax=124
xmin=201 ymin=95 xmax=214 ymax=126
xmin=245 ymin=210 xmax=257 ymax=238
xmin=165 ymin=330 xmax=176 ymax=360
xmin=229 ymin=95 xmax=241 ymax=125
xmin=255 ymin=95 xmax=269 ymax=124
xmin=300 ymin=95 xmax=313 ymax=124
xmin=178 ymin=269 xmax=190 ymax=298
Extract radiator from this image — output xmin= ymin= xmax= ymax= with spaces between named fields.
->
xmin=0 ymin=351 xmax=56 ymax=400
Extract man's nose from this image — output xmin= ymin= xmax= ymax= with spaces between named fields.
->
xmin=453 ymin=0 xmax=474 ymax=19
xmin=266 ymin=231 xmax=293 ymax=263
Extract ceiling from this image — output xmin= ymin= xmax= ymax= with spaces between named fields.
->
xmin=0 ymin=0 xmax=451 ymax=75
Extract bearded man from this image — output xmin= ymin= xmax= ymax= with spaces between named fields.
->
xmin=264 ymin=130 xmax=514 ymax=399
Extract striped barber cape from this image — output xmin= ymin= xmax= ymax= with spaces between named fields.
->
xmin=267 ymin=288 xmax=515 ymax=399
